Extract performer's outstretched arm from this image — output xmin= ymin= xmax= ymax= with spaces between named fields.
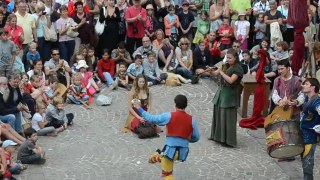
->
xmin=138 ymin=108 xmax=171 ymax=126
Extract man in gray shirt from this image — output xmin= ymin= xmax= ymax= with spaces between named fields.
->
xmin=0 ymin=28 xmax=16 ymax=77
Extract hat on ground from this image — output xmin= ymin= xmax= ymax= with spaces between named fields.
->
xmin=182 ymin=0 xmax=189 ymax=5
xmin=76 ymin=60 xmax=89 ymax=69
xmin=2 ymin=140 xmax=17 ymax=149
xmin=146 ymin=4 xmax=154 ymax=10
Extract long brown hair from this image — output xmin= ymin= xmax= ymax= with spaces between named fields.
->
xmin=222 ymin=48 xmax=240 ymax=72
xmin=131 ymin=74 xmax=149 ymax=98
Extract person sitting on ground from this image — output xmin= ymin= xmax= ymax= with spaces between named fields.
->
xmin=133 ymin=36 xmax=159 ymax=63
xmin=127 ymin=54 xmax=144 ymax=81
xmin=270 ymin=41 xmax=289 ymax=61
xmin=204 ymin=32 xmax=221 ymax=65
xmin=30 ymin=75 xmax=49 ymax=107
xmin=76 ymin=60 xmax=100 ymax=96
xmin=31 ymin=103 xmax=62 ymax=137
xmin=2 ymin=140 xmax=27 ymax=178
xmin=45 ymin=75 xmax=59 ymax=101
xmin=174 ymin=37 xmax=193 ymax=79
xmin=193 ymin=40 xmax=214 ymax=77
xmin=143 ymin=51 xmax=168 ymax=86
xmin=45 ymin=97 xmax=74 ymax=130
xmin=115 ymin=63 xmax=131 ymax=91
xmin=240 ymin=50 xmax=258 ymax=74
xmin=17 ymin=128 xmax=46 ymax=165
xmin=97 ymin=49 xmax=118 ymax=90
xmin=152 ymin=29 xmax=174 ymax=69
xmin=67 ymin=73 xmax=91 ymax=109
xmin=111 ymin=41 xmax=132 ymax=72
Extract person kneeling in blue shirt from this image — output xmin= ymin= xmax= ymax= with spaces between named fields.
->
xmin=133 ymin=94 xmax=200 ymax=180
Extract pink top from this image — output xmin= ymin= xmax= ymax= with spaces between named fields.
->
xmin=5 ymin=25 xmax=24 ymax=49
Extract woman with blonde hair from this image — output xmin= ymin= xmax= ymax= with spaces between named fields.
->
xmin=4 ymin=14 xmax=24 ymax=50
xmin=174 ymin=37 xmax=193 ymax=79
xmin=152 ymin=29 xmax=174 ymax=69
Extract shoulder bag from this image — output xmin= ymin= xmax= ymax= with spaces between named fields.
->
xmin=95 ymin=7 xmax=106 ymax=36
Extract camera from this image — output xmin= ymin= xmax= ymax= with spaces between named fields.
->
xmin=133 ymin=26 xmax=138 ymax=34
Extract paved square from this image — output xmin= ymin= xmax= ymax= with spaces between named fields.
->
xmin=16 ymin=80 xmax=320 ymax=180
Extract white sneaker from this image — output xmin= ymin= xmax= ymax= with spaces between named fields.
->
xmin=186 ymin=79 xmax=192 ymax=84
xmin=147 ymin=82 xmax=153 ymax=86
xmin=109 ymin=79 xmax=118 ymax=90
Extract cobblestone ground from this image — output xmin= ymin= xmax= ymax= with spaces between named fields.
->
xmin=16 ymin=79 xmax=320 ymax=180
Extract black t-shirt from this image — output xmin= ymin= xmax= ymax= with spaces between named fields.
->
xmin=178 ymin=11 xmax=195 ymax=31
xmin=265 ymin=10 xmax=283 ymax=37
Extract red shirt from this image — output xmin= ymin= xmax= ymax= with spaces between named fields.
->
xmin=125 ymin=6 xmax=147 ymax=38
xmin=23 ymin=83 xmax=33 ymax=94
xmin=97 ymin=58 xmax=115 ymax=81
xmin=68 ymin=1 xmax=90 ymax=17
xmin=5 ymin=24 xmax=24 ymax=49
xmin=217 ymin=25 xmax=233 ymax=45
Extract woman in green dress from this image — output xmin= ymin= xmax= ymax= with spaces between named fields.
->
xmin=209 ymin=49 xmax=244 ymax=147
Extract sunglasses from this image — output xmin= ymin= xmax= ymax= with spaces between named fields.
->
xmin=52 ymin=53 xmax=60 ymax=56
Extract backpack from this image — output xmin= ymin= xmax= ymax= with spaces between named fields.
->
xmin=134 ymin=122 xmax=159 ymax=139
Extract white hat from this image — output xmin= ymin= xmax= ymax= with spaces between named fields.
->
xmin=146 ymin=4 xmax=154 ymax=10
xmin=239 ymin=12 xmax=246 ymax=16
xmin=2 ymin=140 xmax=17 ymax=149
xmin=76 ymin=60 xmax=89 ymax=69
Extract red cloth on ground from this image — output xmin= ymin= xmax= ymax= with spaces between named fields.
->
xmin=239 ymin=49 xmax=267 ymax=130
xmin=81 ymin=72 xmax=95 ymax=103
xmin=288 ymin=0 xmax=309 ymax=75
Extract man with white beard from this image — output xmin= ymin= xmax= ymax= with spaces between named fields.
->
xmin=0 ymin=77 xmax=16 ymax=130
xmin=0 ymin=75 xmax=28 ymax=134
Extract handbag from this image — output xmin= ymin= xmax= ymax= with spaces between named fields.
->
xmin=43 ymin=25 xmax=57 ymax=42
xmin=66 ymin=27 xmax=79 ymax=38
xmin=95 ymin=7 xmax=106 ymax=36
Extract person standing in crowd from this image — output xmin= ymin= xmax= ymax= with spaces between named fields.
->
xmin=253 ymin=0 xmax=270 ymax=16
xmin=299 ymin=78 xmax=320 ymax=180
xmin=264 ymin=0 xmax=283 ymax=40
xmin=209 ymin=49 xmax=244 ymax=148
xmin=0 ymin=28 xmax=17 ymax=77
xmin=133 ymin=94 xmax=199 ymax=180
xmin=5 ymin=14 xmax=24 ymax=51
xmin=178 ymin=0 xmax=194 ymax=42
xmin=97 ymin=0 xmax=120 ymax=57
xmin=32 ymin=1 xmax=52 ymax=63
xmin=277 ymin=0 xmax=293 ymax=47
xmin=125 ymin=0 xmax=147 ymax=55
xmin=209 ymin=0 xmax=229 ymax=33
xmin=72 ymin=1 xmax=94 ymax=46
xmin=229 ymin=0 xmax=251 ymax=27
xmin=15 ymin=0 xmax=37 ymax=71
xmin=116 ymin=0 xmax=128 ymax=41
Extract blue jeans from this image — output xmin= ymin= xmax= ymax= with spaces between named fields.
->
xmin=176 ymin=67 xmax=193 ymax=79
xmin=147 ymin=73 xmax=168 ymax=85
xmin=0 ymin=114 xmax=15 ymax=130
xmin=38 ymin=37 xmax=52 ymax=63
xmin=302 ymin=144 xmax=317 ymax=180
xmin=67 ymin=94 xmax=89 ymax=105
xmin=59 ymin=40 xmax=75 ymax=63
xmin=103 ymin=72 xmax=114 ymax=86
xmin=14 ymin=112 xmax=23 ymax=133
xmin=9 ymin=163 xmax=22 ymax=174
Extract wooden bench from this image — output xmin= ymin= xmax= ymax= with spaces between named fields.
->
xmin=238 ymin=75 xmax=271 ymax=118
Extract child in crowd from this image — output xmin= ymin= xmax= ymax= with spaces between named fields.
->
xmin=254 ymin=13 xmax=266 ymax=46
xmin=217 ymin=18 xmax=233 ymax=50
xmin=178 ymin=0 xmax=194 ymax=41
xmin=204 ymin=32 xmax=221 ymax=64
xmin=92 ymin=71 xmax=102 ymax=88
xmin=234 ymin=12 xmax=250 ymax=50
xmin=30 ymin=75 xmax=48 ymax=106
xmin=45 ymin=97 xmax=74 ymax=129
xmin=115 ymin=63 xmax=131 ymax=91
xmin=111 ymin=42 xmax=132 ymax=73
xmin=20 ymin=73 xmax=33 ymax=94
xmin=240 ymin=50 xmax=258 ymax=74
xmin=145 ymin=4 xmax=156 ymax=40
xmin=2 ymin=140 xmax=27 ymax=179
xmin=97 ymin=49 xmax=118 ymax=90
xmin=87 ymin=46 xmax=97 ymax=71
xmin=45 ymin=75 xmax=59 ymax=101
xmin=164 ymin=4 xmax=180 ymax=46
xmin=127 ymin=54 xmax=144 ymax=81
xmin=13 ymin=45 xmax=25 ymax=73
xmin=77 ymin=60 xmax=100 ymax=95
xmin=71 ymin=54 xmax=85 ymax=74
xmin=143 ymin=51 xmax=168 ymax=86
xmin=26 ymin=42 xmax=40 ymax=67
xmin=67 ymin=73 xmax=91 ymax=109
xmin=0 ymin=28 xmax=16 ymax=77
xmin=270 ymin=41 xmax=289 ymax=61
xmin=17 ymin=128 xmax=46 ymax=164
xmin=193 ymin=10 xmax=210 ymax=45
xmin=32 ymin=103 xmax=62 ymax=136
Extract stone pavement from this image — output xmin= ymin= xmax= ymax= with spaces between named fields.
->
xmin=16 ymin=79 xmax=320 ymax=180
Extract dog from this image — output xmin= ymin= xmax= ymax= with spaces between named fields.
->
xmin=160 ymin=70 xmax=190 ymax=86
